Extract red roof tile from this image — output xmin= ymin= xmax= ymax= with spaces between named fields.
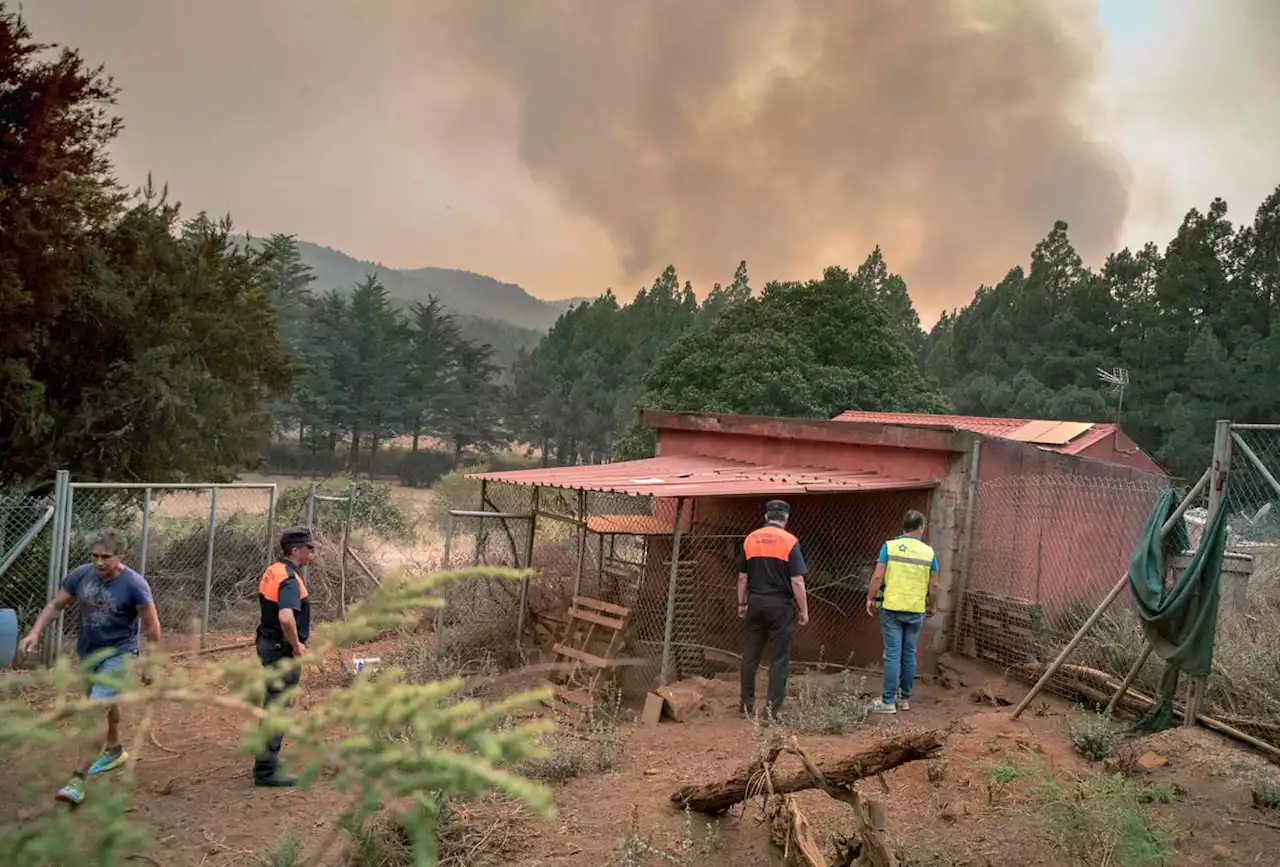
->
xmin=469 ymin=455 xmax=937 ymax=498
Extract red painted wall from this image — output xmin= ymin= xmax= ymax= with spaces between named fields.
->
xmin=967 ymin=438 xmax=1169 ymax=625
xmin=1077 ymin=431 xmax=1168 ymax=476
xmin=656 ymin=428 xmax=953 ymax=482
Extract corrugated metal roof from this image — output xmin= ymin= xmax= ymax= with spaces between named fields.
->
xmin=833 ymin=410 xmax=1119 ymax=456
xmin=470 ymin=455 xmax=937 ymax=498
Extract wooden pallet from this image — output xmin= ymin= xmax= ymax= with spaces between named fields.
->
xmin=544 ymin=595 xmax=631 ymax=716
xmin=960 ymin=589 xmax=1045 ymax=667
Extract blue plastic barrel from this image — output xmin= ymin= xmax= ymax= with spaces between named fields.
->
xmin=0 ymin=609 xmax=18 ymax=670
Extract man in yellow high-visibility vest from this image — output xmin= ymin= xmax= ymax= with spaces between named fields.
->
xmin=864 ymin=510 xmax=939 ymax=715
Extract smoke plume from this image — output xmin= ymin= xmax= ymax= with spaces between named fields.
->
xmin=427 ymin=0 xmax=1129 ymax=314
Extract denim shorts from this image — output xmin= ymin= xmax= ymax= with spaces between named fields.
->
xmin=85 ymin=652 xmax=135 ymax=700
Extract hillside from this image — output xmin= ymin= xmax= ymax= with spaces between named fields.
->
xmin=292 ymin=240 xmax=581 ymax=332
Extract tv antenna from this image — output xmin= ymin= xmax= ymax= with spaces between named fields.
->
xmin=1096 ymin=367 xmax=1129 ymax=424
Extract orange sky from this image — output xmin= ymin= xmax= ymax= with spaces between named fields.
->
xmin=25 ymin=1 xmax=1280 ymax=325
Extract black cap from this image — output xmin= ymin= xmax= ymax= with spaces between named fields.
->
xmin=765 ymin=500 xmax=791 ymax=515
xmin=280 ymin=525 xmax=314 ymax=548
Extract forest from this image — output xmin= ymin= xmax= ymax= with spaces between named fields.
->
xmin=4 ymin=3 xmax=1278 ymax=491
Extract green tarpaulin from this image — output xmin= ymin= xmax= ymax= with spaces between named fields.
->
xmin=1127 ymin=487 xmax=1230 ymax=733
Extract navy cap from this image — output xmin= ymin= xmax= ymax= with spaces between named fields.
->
xmin=765 ymin=500 xmax=791 ymax=515
xmin=280 ymin=526 xmax=314 ymax=548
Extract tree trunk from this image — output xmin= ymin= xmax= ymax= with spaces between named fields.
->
xmin=671 ymin=730 xmax=944 ymax=815
xmin=350 ymin=427 xmax=362 ymax=470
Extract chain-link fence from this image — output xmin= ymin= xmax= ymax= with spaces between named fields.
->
xmin=956 ymin=472 xmax=1174 ymax=693
xmin=55 ymin=482 xmax=277 ymax=650
xmin=0 ymin=492 xmax=56 ymax=634
xmin=444 ymin=481 xmax=934 ymax=696
xmin=1206 ymin=425 xmax=1280 ymax=744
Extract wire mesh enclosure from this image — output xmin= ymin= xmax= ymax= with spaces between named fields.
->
xmin=955 ymin=472 xmax=1176 ymax=701
xmin=452 ymin=480 xmax=935 ymax=696
xmin=56 ymin=483 xmax=277 ymax=648
xmin=0 ymin=492 xmax=56 ymax=632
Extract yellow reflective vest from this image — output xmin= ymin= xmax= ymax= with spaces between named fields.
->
xmin=881 ymin=535 xmax=936 ymax=614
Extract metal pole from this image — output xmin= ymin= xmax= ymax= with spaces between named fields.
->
xmin=436 ymin=512 xmax=454 ymax=662
xmin=1012 ymin=466 xmax=1211 ymax=719
xmin=264 ymin=484 xmax=277 ymax=570
xmin=574 ymin=489 xmax=588 ymax=598
xmin=303 ymin=485 xmax=316 ymax=583
xmin=201 ymin=488 xmax=218 ymax=647
xmin=472 ymin=480 xmax=488 ymax=566
xmin=1104 ymin=643 xmax=1154 ymax=716
xmin=55 ymin=482 xmax=75 ymax=660
xmin=659 ymin=497 xmax=687 ymax=687
xmin=1184 ymin=420 xmax=1232 ymax=727
xmin=1231 ymin=431 xmax=1280 ymax=500
xmin=139 ymin=487 xmax=152 ymax=578
xmin=949 ymin=440 xmax=981 ymax=653
xmin=42 ymin=471 xmax=69 ymax=666
xmin=341 ymin=483 xmax=354 ymax=620
xmin=515 ymin=489 xmax=539 ymax=649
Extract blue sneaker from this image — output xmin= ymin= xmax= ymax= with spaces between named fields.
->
xmin=87 ymin=746 xmax=128 ymax=776
xmin=55 ymin=774 xmax=86 ymax=806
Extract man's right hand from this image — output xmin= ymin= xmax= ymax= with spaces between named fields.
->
xmin=18 ymin=632 xmax=39 ymax=654
xmin=865 ymin=599 xmax=876 ymax=618
xmin=292 ymin=642 xmax=306 ymax=656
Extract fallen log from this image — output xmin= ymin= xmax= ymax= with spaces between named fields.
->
xmin=671 ymin=729 xmax=944 ymax=815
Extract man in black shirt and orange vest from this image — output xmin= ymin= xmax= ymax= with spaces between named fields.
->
xmin=736 ymin=500 xmax=809 ymax=719
xmin=252 ymin=525 xmax=313 ymax=787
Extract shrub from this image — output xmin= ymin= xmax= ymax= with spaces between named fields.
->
xmin=1032 ymin=769 xmax=1176 ymax=867
xmin=399 ymin=450 xmax=454 ymax=489
xmin=276 ymin=476 xmax=413 ymax=542
xmin=1253 ymin=777 xmax=1280 ymax=811
xmin=429 ymin=471 xmax=483 ymax=532
xmin=787 ymin=672 xmax=871 ymax=735
xmin=519 ymin=695 xmax=628 ymax=783
xmin=1070 ymin=712 xmax=1122 ymax=761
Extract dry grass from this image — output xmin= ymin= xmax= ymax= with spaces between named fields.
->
xmin=1064 ymin=542 xmax=1280 ymax=749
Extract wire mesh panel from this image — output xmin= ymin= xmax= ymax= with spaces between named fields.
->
xmin=664 ymin=491 xmax=931 ymax=688
xmin=0 ymin=492 xmax=56 ymax=630
xmin=1208 ymin=426 xmax=1280 ymax=745
xmin=58 ymin=484 xmax=275 ymax=648
xmin=956 ymin=472 xmax=1180 ymax=701
xmin=435 ymin=490 xmax=533 ymax=666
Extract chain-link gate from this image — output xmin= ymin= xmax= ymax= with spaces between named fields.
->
xmin=38 ymin=472 xmax=277 ymax=659
xmin=0 ymin=492 xmax=56 ymax=639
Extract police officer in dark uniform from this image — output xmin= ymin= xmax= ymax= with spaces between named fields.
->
xmin=252 ymin=526 xmax=313 ymax=787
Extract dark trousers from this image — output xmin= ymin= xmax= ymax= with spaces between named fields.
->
xmin=740 ymin=597 xmax=797 ymax=716
xmin=254 ymin=639 xmax=300 ymax=780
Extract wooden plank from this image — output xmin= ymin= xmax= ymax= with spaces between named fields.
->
xmin=641 ymin=692 xmax=665 ymax=725
xmin=571 ymin=596 xmax=630 ymax=618
xmin=569 ymin=608 xmax=626 ymax=632
xmin=552 ymin=643 xmax=617 ymax=670
xmin=555 ymin=687 xmax=594 ymax=708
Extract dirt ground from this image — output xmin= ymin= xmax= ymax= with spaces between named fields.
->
xmin=5 ymin=644 xmax=1280 ymax=866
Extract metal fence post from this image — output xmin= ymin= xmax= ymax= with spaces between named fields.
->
xmin=139 ymin=487 xmax=152 ymax=578
xmin=515 ymin=488 xmax=539 ymax=649
xmin=42 ymin=471 xmax=70 ymax=666
xmin=1184 ymin=419 xmax=1233 ymax=727
xmin=303 ymin=484 xmax=316 ymax=583
xmin=341 ymin=482 xmax=355 ymax=620
xmin=436 ymin=512 xmax=455 ymax=662
xmin=265 ymin=483 xmax=277 ymax=570
xmin=201 ymin=488 xmax=218 ymax=646
xmin=55 ymin=480 xmax=75 ymax=659
xmin=659 ymin=497 xmax=687 ymax=687
xmin=574 ymin=489 xmax=588 ymax=598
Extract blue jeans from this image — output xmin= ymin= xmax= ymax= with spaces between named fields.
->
xmin=880 ymin=609 xmax=925 ymax=704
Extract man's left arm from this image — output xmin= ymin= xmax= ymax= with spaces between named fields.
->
xmin=736 ymin=544 xmax=749 ymax=617
xmin=789 ymin=543 xmax=809 ymax=627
